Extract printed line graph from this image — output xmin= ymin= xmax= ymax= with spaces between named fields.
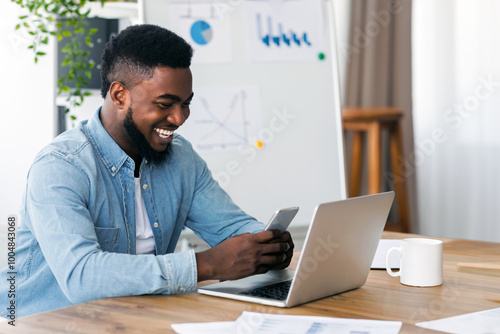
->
xmin=180 ymin=87 xmax=261 ymax=153
xmin=196 ymin=91 xmax=249 ymax=150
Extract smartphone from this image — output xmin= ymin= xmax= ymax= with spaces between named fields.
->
xmin=264 ymin=207 xmax=299 ymax=232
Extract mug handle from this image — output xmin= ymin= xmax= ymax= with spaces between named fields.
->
xmin=386 ymin=247 xmax=401 ymax=277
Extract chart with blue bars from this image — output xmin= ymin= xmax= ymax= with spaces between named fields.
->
xmin=256 ymin=13 xmax=312 ymax=48
xmin=245 ymin=0 xmax=324 ymax=62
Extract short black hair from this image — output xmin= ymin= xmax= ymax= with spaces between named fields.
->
xmin=100 ymin=24 xmax=193 ymax=98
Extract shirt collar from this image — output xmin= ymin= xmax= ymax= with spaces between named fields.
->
xmin=85 ymin=107 xmax=131 ymax=177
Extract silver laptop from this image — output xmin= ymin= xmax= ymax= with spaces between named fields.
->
xmin=198 ymin=191 xmax=395 ymax=307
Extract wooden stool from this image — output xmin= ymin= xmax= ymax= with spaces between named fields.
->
xmin=342 ymin=107 xmax=410 ymax=233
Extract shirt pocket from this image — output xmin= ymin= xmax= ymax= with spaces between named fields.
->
xmin=94 ymin=227 xmax=119 ymax=251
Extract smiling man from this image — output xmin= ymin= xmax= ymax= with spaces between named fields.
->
xmin=0 ymin=24 xmax=293 ymax=318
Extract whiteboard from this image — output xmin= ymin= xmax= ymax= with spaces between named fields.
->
xmin=143 ymin=0 xmax=346 ymax=226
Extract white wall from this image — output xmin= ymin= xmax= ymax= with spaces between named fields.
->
xmin=0 ymin=1 xmax=56 ymax=267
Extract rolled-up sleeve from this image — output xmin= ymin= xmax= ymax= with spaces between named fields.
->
xmin=156 ymin=250 xmax=197 ymax=294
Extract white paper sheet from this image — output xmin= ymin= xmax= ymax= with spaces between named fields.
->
xmin=172 ymin=311 xmax=402 ymax=334
xmin=416 ymin=307 xmax=500 ymax=334
xmin=171 ymin=321 xmax=234 ymax=334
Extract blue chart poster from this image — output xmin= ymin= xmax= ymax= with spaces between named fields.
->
xmin=257 ymin=13 xmax=312 ymax=47
xmin=244 ymin=0 xmax=325 ymax=62
xmin=170 ymin=3 xmax=232 ymax=63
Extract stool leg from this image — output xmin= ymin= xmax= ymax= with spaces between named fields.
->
xmin=349 ymin=131 xmax=363 ymax=197
xmin=389 ymin=123 xmax=410 ymax=233
xmin=367 ymin=121 xmax=381 ymax=194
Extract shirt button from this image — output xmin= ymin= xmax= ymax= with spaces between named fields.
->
xmin=153 ymin=222 xmax=159 ymax=228
xmin=143 ymin=184 xmax=148 ymax=190
xmin=111 ymin=166 xmax=116 ymax=172
xmin=179 ymin=286 xmax=185 ymax=292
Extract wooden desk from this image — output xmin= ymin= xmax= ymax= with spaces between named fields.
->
xmin=2 ymin=232 xmax=500 ymax=334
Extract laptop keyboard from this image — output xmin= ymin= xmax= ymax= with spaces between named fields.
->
xmin=239 ymin=279 xmax=292 ymax=301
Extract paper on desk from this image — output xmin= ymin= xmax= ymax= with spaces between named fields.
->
xmin=172 ymin=311 xmax=402 ymax=334
xmin=171 ymin=321 xmax=233 ymax=334
xmin=416 ymin=307 xmax=500 ymax=334
xmin=371 ymin=239 xmax=401 ymax=269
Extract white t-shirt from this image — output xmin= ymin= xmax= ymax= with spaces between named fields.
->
xmin=135 ymin=177 xmax=155 ymax=254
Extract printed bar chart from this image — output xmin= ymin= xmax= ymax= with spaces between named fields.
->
xmin=245 ymin=0 xmax=325 ymax=62
xmin=257 ymin=13 xmax=312 ymax=48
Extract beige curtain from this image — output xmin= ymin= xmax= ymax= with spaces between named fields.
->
xmin=344 ymin=0 xmax=417 ymax=230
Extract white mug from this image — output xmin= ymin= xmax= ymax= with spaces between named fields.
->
xmin=386 ymin=238 xmax=443 ymax=287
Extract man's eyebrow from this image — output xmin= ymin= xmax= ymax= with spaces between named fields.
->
xmin=156 ymin=92 xmax=194 ymax=102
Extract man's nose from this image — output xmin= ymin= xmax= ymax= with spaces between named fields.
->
xmin=167 ymin=105 xmax=188 ymax=126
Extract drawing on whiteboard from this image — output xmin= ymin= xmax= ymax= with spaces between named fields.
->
xmin=179 ymin=86 xmax=262 ymax=152
xmin=244 ymin=0 xmax=325 ymax=62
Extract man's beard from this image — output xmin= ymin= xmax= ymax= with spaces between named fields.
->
xmin=123 ymin=107 xmax=172 ymax=165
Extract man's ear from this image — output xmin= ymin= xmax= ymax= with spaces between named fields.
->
xmin=109 ymin=81 xmax=129 ymax=109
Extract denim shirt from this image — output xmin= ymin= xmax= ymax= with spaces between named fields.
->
xmin=1 ymin=109 xmax=263 ymax=318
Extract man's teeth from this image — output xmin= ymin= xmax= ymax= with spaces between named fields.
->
xmin=154 ymin=128 xmax=174 ymax=139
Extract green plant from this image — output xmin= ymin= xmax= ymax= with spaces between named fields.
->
xmin=12 ymin=0 xmax=106 ymax=120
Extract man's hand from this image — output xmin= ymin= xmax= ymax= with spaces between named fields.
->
xmin=195 ymin=230 xmax=294 ymax=282
xmin=268 ymin=230 xmax=294 ymax=271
